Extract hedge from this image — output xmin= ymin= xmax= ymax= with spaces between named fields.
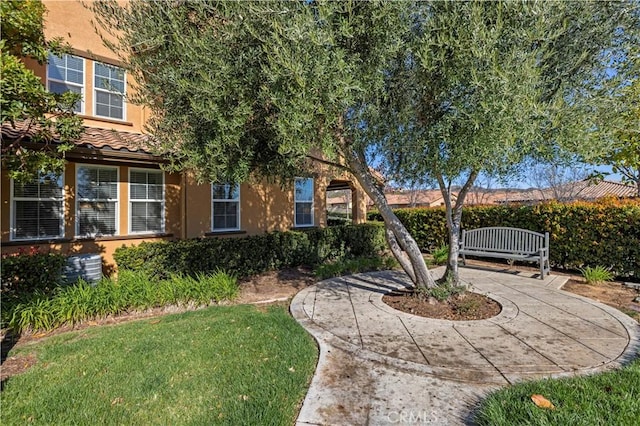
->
xmin=114 ymin=223 xmax=386 ymax=279
xmin=368 ymin=198 xmax=640 ymax=277
xmin=1 ymin=250 xmax=66 ymax=298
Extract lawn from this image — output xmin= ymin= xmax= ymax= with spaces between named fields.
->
xmin=475 ymin=358 xmax=640 ymax=425
xmin=1 ymin=304 xmax=318 ymax=425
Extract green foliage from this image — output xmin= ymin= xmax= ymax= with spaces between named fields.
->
xmin=6 ymin=269 xmax=239 ymax=333
xmin=431 ymin=245 xmax=449 ymax=266
xmin=314 ymin=255 xmax=397 ymax=280
xmin=475 ymin=358 xmax=640 ymax=425
xmin=580 ymin=266 xmax=615 ymax=285
xmin=418 ymin=281 xmax=465 ymax=302
xmin=1 ymin=249 xmax=66 ymax=297
xmin=593 ymin=79 xmax=640 ymax=196
xmin=1 ymin=0 xmax=84 ymax=181
xmin=114 ymin=223 xmax=386 ymax=280
xmin=1 ymin=305 xmax=317 ymax=425
xmin=369 ymin=199 xmax=640 ymax=278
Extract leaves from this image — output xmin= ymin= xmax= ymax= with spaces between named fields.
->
xmin=1 ymin=0 xmax=83 ymax=181
xmin=531 ymin=394 xmax=555 ymax=410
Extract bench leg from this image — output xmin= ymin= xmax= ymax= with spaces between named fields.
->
xmin=461 ymin=253 xmax=466 ymax=266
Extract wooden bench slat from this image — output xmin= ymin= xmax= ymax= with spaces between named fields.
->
xmin=459 ymin=227 xmax=550 ymax=279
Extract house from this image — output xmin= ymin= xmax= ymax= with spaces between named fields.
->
xmin=0 ymin=0 xmax=368 ymax=273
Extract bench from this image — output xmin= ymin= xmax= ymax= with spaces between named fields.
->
xmin=459 ymin=227 xmax=550 ymax=279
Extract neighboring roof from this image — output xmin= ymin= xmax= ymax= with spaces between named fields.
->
xmin=573 ymin=180 xmax=637 ymax=199
xmin=1 ymin=120 xmax=152 ymax=154
xmin=384 ymin=190 xmax=444 ymax=207
xmin=500 ymin=180 xmax=637 ymax=203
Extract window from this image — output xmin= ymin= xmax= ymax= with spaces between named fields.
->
xmin=211 ymin=184 xmax=240 ymax=231
xmin=94 ymin=62 xmax=125 ymax=120
xmin=47 ymin=53 xmax=84 ymax=113
xmin=130 ymin=169 xmax=164 ymax=233
xmin=11 ymin=173 xmax=64 ymax=240
xmin=77 ymin=166 xmax=118 ymax=236
xmin=294 ymin=178 xmax=314 ymax=227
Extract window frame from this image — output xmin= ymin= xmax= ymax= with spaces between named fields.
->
xmin=128 ymin=168 xmax=165 ymax=235
xmin=93 ymin=61 xmax=127 ymax=121
xmin=10 ymin=173 xmax=65 ymax=241
xmin=294 ymin=177 xmax=314 ymax=227
xmin=75 ymin=164 xmax=120 ymax=237
xmin=211 ymin=183 xmax=241 ymax=232
xmin=46 ymin=53 xmax=85 ymax=114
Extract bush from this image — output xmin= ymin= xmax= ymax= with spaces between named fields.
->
xmin=580 ymin=266 xmax=615 ymax=285
xmin=431 ymin=245 xmax=449 ymax=266
xmin=1 ymin=249 xmax=66 ymax=297
xmin=314 ymin=255 xmax=398 ymax=280
xmin=368 ymin=198 xmax=640 ymax=278
xmin=7 ymin=269 xmax=239 ymax=333
xmin=114 ymin=223 xmax=386 ymax=279
xmin=1 ymin=249 xmax=67 ymax=328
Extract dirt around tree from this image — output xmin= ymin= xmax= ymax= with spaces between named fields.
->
xmin=383 ymin=290 xmax=502 ymax=321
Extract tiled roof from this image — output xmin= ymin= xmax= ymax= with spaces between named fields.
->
xmin=1 ymin=120 xmax=152 ymax=154
xmin=502 ymin=180 xmax=637 ymax=202
xmin=574 ymin=180 xmax=637 ymax=199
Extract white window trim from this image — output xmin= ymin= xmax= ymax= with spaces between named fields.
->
xmin=128 ymin=168 xmax=165 ymax=235
xmin=9 ymin=174 xmax=65 ymax=241
xmin=93 ymin=61 xmax=127 ymax=121
xmin=75 ymin=164 xmax=119 ymax=237
xmin=294 ymin=177 xmax=314 ymax=228
xmin=211 ymin=183 xmax=241 ymax=232
xmin=46 ymin=53 xmax=85 ymax=114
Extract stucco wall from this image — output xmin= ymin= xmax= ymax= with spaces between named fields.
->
xmin=39 ymin=0 xmax=147 ymax=132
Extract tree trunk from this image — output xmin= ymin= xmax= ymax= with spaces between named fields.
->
xmin=438 ymin=171 xmax=478 ymax=286
xmin=343 ymin=149 xmax=437 ymax=289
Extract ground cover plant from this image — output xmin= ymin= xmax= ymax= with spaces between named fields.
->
xmin=1 ymin=304 xmax=317 ymax=425
xmin=475 ymin=358 xmax=640 ymax=425
xmin=5 ymin=270 xmax=238 ymax=333
xmin=580 ymin=266 xmax=615 ymax=285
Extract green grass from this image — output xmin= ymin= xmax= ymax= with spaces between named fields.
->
xmin=314 ymin=255 xmax=398 ymax=279
xmin=6 ymin=270 xmax=239 ymax=333
xmin=1 ymin=304 xmax=318 ymax=425
xmin=475 ymin=358 xmax=640 ymax=425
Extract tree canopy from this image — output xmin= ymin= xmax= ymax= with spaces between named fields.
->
xmin=91 ymin=0 xmax=639 ymax=289
xmin=369 ymin=0 xmax=639 ymax=282
xmin=1 ymin=0 xmax=83 ymax=182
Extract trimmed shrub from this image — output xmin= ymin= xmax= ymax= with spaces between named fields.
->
xmin=368 ymin=198 xmax=640 ymax=277
xmin=1 ymin=249 xmax=66 ymax=298
xmin=314 ymin=255 xmax=398 ymax=280
xmin=114 ymin=223 xmax=386 ymax=279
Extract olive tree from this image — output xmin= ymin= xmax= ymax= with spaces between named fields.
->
xmin=91 ymin=0 xmax=638 ymax=289
xmin=373 ymin=0 xmax=639 ymax=284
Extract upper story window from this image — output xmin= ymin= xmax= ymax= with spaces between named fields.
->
xmin=47 ymin=53 xmax=84 ymax=113
xmin=77 ymin=165 xmax=118 ymax=237
xmin=211 ymin=184 xmax=240 ymax=232
xmin=294 ymin=178 xmax=314 ymax=227
xmin=94 ymin=62 xmax=125 ymax=120
xmin=11 ymin=173 xmax=64 ymax=240
xmin=130 ymin=169 xmax=164 ymax=234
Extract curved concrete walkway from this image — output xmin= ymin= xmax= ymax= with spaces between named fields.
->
xmin=291 ymin=267 xmax=640 ymax=425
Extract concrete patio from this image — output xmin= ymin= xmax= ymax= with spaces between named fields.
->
xmin=291 ymin=266 xmax=640 ymax=425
